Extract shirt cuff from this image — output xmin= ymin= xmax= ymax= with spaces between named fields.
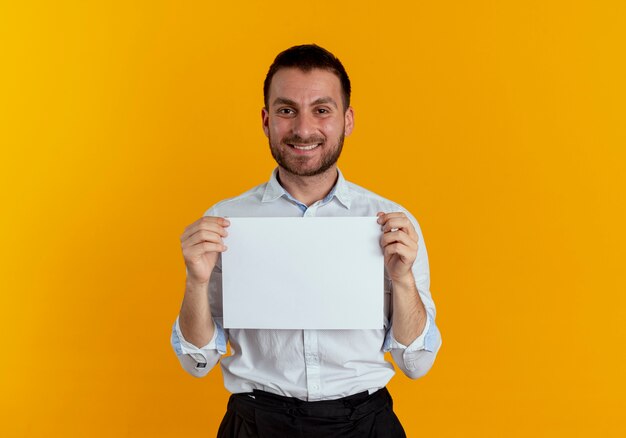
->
xmin=171 ymin=316 xmax=227 ymax=365
xmin=383 ymin=313 xmax=437 ymax=353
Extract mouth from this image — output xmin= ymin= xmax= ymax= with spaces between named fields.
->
xmin=287 ymin=143 xmax=321 ymax=151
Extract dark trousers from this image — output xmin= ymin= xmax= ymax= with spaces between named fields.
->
xmin=217 ymin=387 xmax=406 ymax=437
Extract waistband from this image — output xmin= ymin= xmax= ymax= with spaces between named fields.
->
xmin=228 ymin=387 xmax=392 ymax=421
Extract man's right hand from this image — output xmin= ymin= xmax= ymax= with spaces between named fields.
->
xmin=180 ymin=216 xmax=230 ymax=285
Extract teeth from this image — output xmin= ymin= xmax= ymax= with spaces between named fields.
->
xmin=292 ymin=144 xmax=319 ymax=150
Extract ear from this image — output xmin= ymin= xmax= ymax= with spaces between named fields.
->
xmin=344 ymin=106 xmax=355 ymax=137
xmin=261 ymin=107 xmax=270 ymax=138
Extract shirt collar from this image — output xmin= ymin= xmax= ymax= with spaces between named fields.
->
xmin=261 ymin=168 xmax=352 ymax=209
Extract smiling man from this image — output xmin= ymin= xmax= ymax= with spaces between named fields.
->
xmin=171 ymin=44 xmax=442 ymax=437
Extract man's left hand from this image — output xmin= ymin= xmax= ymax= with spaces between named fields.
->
xmin=377 ymin=212 xmax=418 ymax=283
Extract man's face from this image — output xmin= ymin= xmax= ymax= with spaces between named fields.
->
xmin=262 ymin=68 xmax=354 ymax=177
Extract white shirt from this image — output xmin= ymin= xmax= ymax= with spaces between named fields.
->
xmin=171 ymin=169 xmax=442 ymax=401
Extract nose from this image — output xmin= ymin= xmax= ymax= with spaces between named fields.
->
xmin=292 ymin=112 xmax=316 ymax=139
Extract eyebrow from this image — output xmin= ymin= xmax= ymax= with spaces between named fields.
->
xmin=272 ymin=97 xmax=338 ymax=109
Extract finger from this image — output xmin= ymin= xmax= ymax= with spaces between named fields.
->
xmin=381 ymin=216 xmax=411 ymax=230
xmin=380 ymin=228 xmax=416 ymax=245
xmin=377 ymin=212 xmax=410 ymax=229
xmin=379 ymin=213 xmax=417 ymax=238
xmin=380 ymin=230 xmax=418 ymax=251
xmin=383 ymin=243 xmax=416 ymax=265
xmin=182 ymin=229 xmax=226 ymax=249
xmin=383 ymin=220 xmax=417 ymax=241
xmin=377 ymin=212 xmax=408 ymax=222
xmin=182 ymin=222 xmax=229 ymax=244
xmin=181 ymin=216 xmax=230 ymax=241
xmin=182 ymin=216 xmax=230 ymax=236
xmin=184 ymin=241 xmax=227 ymax=259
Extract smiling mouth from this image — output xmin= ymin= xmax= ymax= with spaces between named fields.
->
xmin=288 ymin=143 xmax=320 ymax=151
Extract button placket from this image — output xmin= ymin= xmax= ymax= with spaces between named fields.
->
xmin=302 ymin=201 xmax=321 ymax=399
xmin=303 ymin=329 xmax=321 ymax=400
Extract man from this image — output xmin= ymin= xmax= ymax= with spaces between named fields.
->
xmin=171 ymin=44 xmax=441 ymax=437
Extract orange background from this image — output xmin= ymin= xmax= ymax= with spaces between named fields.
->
xmin=1 ymin=1 xmax=625 ymax=436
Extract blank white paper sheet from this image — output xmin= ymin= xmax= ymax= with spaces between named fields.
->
xmin=221 ymin=217 xmax=384 ymax=329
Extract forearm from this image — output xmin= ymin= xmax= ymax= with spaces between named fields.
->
xmin=178 ymin=279 xmax=215 ymax=348
xmin=391 ymin=274 xmax=427 ymax=346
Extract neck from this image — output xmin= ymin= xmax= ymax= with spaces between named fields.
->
xmin=277 ymin=166 xmax=339 ymax=207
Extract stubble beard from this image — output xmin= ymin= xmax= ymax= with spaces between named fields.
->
xmin=268 ymin=132 xmax=345 ymax=177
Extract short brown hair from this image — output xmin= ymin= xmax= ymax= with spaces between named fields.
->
xmin=263 ymin=44 xmax=351 ymax=111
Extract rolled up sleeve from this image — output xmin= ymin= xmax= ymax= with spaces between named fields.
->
xmin=170 ymin=316 xmax=227 ymax=378
xmin=384 ymin=312 xmax=442 ymax=379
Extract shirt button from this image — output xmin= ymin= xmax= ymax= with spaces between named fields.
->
xmin=311 ymin=384 xmax=319 ymax=391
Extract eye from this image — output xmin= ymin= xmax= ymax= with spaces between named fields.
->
xmin=316 ymin=107 xmax=331 ymax=114
xmin=277 ymin=107 xmax=295 ymax=115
